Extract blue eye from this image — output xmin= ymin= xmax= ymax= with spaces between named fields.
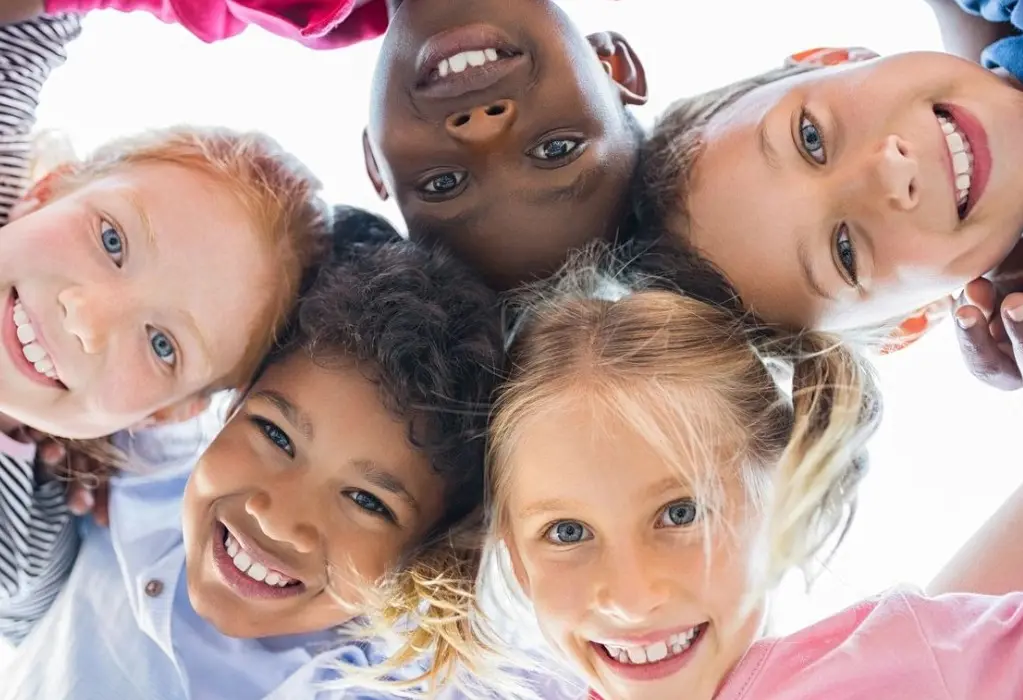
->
xmin=529 ymin=138 xmax=581 ymax=161
xmin=421 ymin=171 xmax=466 ymax=195
xmin=657 ymin=499 xmax=699 ymax=528
xmin=799 ymin=111 xmax=827 ymax=165
xmin=148 ymin=327 xmax=176 ymax=367
xmin=252 ymin=417 xmax=294 ymax=457
xmin=101 ymin=222 xmax=124 ymax=266
xmin=835 ymin=224 xmax=858 ymax=285
xmin=544 ymin=520 xmax=592 ymax=545
xmin=346 ymin=490 xmax=395 ymax=522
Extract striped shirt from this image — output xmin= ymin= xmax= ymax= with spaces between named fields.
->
xmin=0 ymin=12 xmax=83 ymax=645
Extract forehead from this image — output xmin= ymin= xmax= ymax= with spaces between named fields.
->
xmin=253 ymin=353 xmax=441 ymax=496
xmin=91 ymin=164 xmax=277 ymax=382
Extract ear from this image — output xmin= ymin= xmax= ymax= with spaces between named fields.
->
xmin=8 ymin=164 xmax=76 ymax=222
xmin=587 ymin=31 xmax=648 ymax=106
xmin=136 ymin=395 xmax=211 ymax=429
xmin=362 ymin=128 xmax=390 ymax=202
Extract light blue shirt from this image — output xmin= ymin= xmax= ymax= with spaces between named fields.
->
xmin=1 ymin=418 xmax=399 ymax=700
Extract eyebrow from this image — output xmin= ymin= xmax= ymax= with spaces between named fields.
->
xmin=251 ymin=389 xmax=315 ymax=440
xmin=757 ymin=119 xmax=782 ymax=171
xmin=351 ymin=458 xmax=420 ymax=514
xmin=797 ymin=239 xmax=834 ymax=302
xmin=522 ymin=163 xmax=604 ymax=206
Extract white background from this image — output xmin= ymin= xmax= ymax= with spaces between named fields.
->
xmin=3 ymin=0 xmax=1023 ymax=672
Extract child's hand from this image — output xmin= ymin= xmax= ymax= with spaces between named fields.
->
xmin=24 ymin=428 xmax=112 ymax=526
xmin=955 ymin=278 xmax=1023 ymax=391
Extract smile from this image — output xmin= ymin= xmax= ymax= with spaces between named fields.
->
xmin=593 ymin=623 xmax=708 ymax=682
xmin=2 ymin=290 xmax=66 ymax=390
xmin=415 ymin=24 xmax=527 ymax=100
xmin=212 ymin=523 xmax=306 ymax=600
xmin=934 ymin=104 xmax=991 ymax=221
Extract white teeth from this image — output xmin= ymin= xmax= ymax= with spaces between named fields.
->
xmin=223 ymin=530 xmax=297 ymax=588
xmin=11 ymin=301 xmax=58 ymax=380
xmin=938 ymin=113 xmax=973 ymax=209
xmin=601 ymin=626 xmax=703 ymax=666
xmin=433 ymin=47 xmax=505 ymax=79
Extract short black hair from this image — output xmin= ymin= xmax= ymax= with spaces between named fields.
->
xmin=271 ymin=206 xmax=504 ymax=528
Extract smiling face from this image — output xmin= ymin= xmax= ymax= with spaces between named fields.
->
xmin=684 ymin=53 xmax=1023 ymax=330
xmin=366 ymin=0 xmax=645 ymax=288
xmin=503 ymin=396 xmax=765 ymax=700
xmin=0 ymin=163 xmax=278 ymax=438
xmin=182 ymin=351 xmax=446 ymax=639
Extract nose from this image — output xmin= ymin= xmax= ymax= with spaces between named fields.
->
xmin=244 ymin=490 xmax=318 ymax=554
xmin=444 ymin=100 xmax=517 ymax=146
xmin=870 ymin=134 xmax=920 ymax=212
xmin=58 ymin=285 xmax=125 ymax=355
xmin=592 ymin=540 xmax=671 ymax=623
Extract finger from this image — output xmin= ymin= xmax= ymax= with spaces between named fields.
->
xmin=66 ymin=482 xmax=95 ymax=516
xmin=36 ymin=439 xmax=67 ymax=468
xmin=1001 ymin=293 xmax=1023 ymax=383
xmin=586 ymin=31 xmax=614 ymax=57
xmin=963 ymin=277 xmax=998 ymax=318
xmin=955 ymin=304 xmax=1023 ymax=390
xmin=92 ymin=483 xmax=110 ymax=527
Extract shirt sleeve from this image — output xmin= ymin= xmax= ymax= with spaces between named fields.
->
xmin=0 ymin=13 xmax=81 ymax=225
xmin=945 ymin=0 xmax=1023 ymax=78
xmin=906 ymin=590 xmax=1023 ymax=698
xmin=0 ymin=451 xmax=80 ymax=645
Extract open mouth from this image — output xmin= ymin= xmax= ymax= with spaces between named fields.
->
xmin=2 ymin=289 xmax=66 ymax=389
xmin=212 ymin=522 xmax=306 ymax=600
xmin=415 ymin=25 xmax=527 ymax=99
xmin=934 ymin=105 xmax=991 ymax=221
xmin=594 ymin=622 xmax=708 ymax=681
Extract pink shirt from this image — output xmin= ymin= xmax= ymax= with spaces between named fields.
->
xmin=718 ymin=589 xmax=1023 ymax=699
xmin=0 ymin=428 xmax=35 ymax=462
xmin=44 ymin=0 xmax=389 ymax=50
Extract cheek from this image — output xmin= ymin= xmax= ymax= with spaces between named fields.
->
xmin=322 ymin=528 xmax=401 ymax=605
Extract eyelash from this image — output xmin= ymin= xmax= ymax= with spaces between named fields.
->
xmin=345 ymin=490 xmax=397 ymax=524
xmin=100 ymin=220 xmax=126 ymax=267
xmin=527 ymin=136 xmax=584 ymax=164
xmin=419 ymin=171 xmax=467 ymax=199
xmin=543 ymin=498 xmax=700 ymax=546
xmin=798 ymin=109 xmax=827 ymax=165
xmin=251 ymin=416 xmax=295 ymax=457
xmin=834 ymin=224 xmax=858 ymax=285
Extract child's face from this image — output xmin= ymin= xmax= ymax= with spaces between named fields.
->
xmin=504 ymin=399 xmax=763 ymax=700
xmin=181 ymin=352 xmax=446 ymax=639
xmin=685 ymin=53 xmax=1023 ymax=331
xmin=0 ymin=164 xmax=278 ymax=438
xmin=365 ymin=0 xmax=645 ymax=288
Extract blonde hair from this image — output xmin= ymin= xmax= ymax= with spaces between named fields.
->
xmin=494 ymin=245 xmax=881 ymax=595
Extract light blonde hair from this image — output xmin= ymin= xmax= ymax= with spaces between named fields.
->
xmin=493 ymin=244 xmax=881 ymax=598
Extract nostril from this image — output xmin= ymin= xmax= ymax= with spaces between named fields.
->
xmin=452 ymin=114 xmax=470 ymax=127
xmin=484 ymin=104 xmax=506 ymax=116
xmin=909 ymin=181 xmax=917 ymax=200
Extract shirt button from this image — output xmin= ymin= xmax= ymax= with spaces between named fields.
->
xmin=144 ymin=579 xmax=164 ymax=597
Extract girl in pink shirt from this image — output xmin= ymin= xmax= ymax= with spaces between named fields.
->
xmin=462 ymin=246 xmax=1022 ymax=700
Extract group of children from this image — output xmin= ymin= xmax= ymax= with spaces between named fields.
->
xmin=0 ymin=0 xmax=1021 ymax=699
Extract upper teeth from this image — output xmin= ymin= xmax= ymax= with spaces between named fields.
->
xmin=436 ymin=48 xmax=501 ymax=79
xmin=938 ymin=113 xmax=973 ymax=209
xmin=12 ymin=301 xmax=57 ymax=380
xmin=224 ymin=531 xmax=297 ymax=588
xmin=601 ymin=626 xmax=701 ymax=666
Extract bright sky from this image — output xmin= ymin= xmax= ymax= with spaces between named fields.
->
xmin=3 ymin=0 xmax=1022 ymax=670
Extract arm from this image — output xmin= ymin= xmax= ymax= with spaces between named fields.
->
xmin=0 ymin=449 xmax=80 ymax=645
xmin=928 ymin=481 xmax=1023 ymax=596
xmin=0 ymin=13 xmax=81 ymax=224
xmin=922 ymin=0 xmax=1019 ymax=63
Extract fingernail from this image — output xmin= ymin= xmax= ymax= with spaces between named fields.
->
xmin=955 ymin=310 xmax=976 ymax=329
xmin=1006 ymin=304 xmax=1023 ymax=323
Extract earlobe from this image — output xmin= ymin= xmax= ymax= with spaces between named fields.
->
xmin=362 ymin=129 xmax=390 ymax=202
xmin=587 ymin=31 xmax=648 ymax=106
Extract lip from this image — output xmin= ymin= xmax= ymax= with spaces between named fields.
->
xmin=938 ymin=103 xmax=992 ymax=220
xmin=414 ymin=23 xmax=528 ymax=100
xmin=593 ymin=623 xmax=708 ymax=683
xmin=1 ymin=289 xmax=65 ymax=390
xmin=212 ymin=522 xmax=307 ymax=601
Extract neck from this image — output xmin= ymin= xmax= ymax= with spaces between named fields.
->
xmin=0 ymin=411 xmax=22 ymax=437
